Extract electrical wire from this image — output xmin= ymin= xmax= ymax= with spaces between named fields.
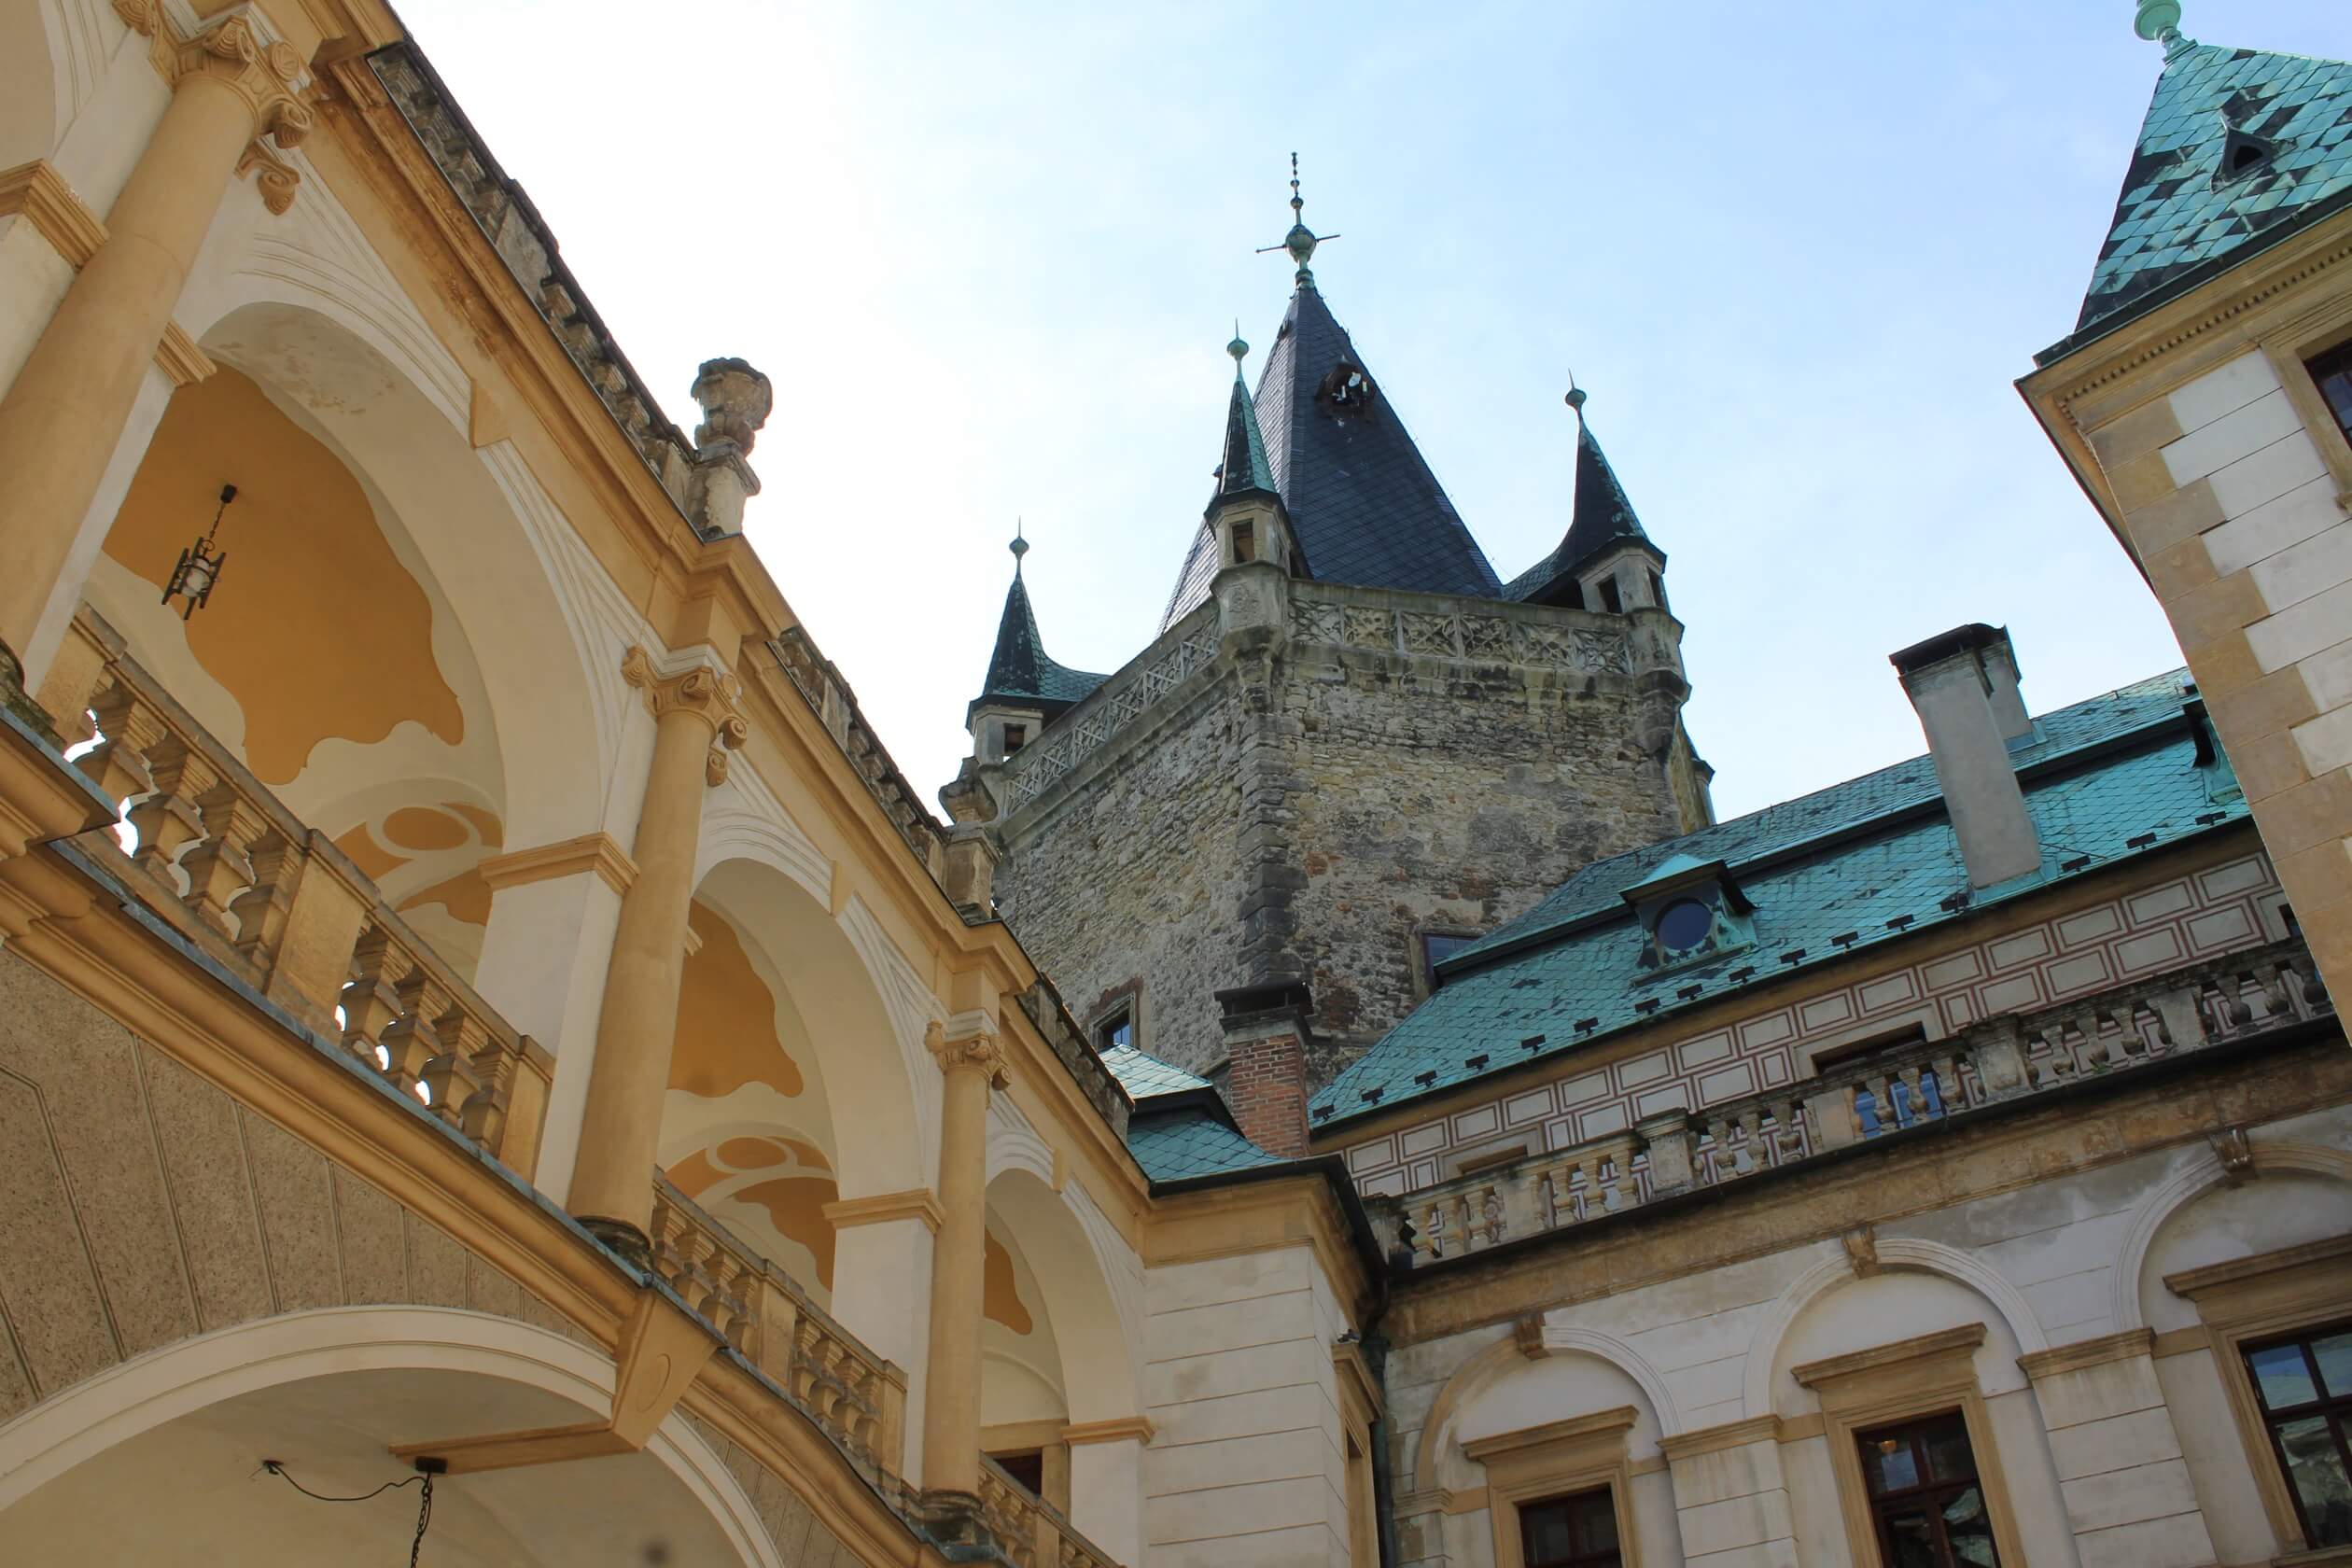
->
xmin=259 ymin=1459 xmax=438 ymax=1563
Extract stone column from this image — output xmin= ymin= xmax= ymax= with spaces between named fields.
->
xmin=920 ymin=1021 xmax=1006 ymax=1503
xmin=566 ymin=648 xmax=745 ymax=1262
xmin=0 ymin=10 xmax=311 ymax=663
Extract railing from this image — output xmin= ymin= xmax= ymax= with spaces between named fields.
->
xmin=1379 ymin=938 xmax=2331 ymax=1265
xmin=768 ymin=627 xmax=945 ymax=869
xmin=651 ymin=1176 xmax=907 ymax=1487
xmin=40 ymin=611 xmax=552 ymax=1176
xmin=978 ymin=1456 xmax=1124 ymax=1568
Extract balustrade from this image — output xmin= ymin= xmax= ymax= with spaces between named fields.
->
xmin=44 ymin=611 xmax=550 ymax=1175
xmin=1374 ymin=937 xmax=2332 ymax=1267
xmin=977 ymin=1455 xmax=1124 ymax=1568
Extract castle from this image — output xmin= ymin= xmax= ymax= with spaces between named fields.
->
xmin=0 ymin=4 xmax=2350 ymax=1568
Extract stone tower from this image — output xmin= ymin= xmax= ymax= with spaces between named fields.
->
xmin=941 ymin=200 xmax=1714 ymax=1109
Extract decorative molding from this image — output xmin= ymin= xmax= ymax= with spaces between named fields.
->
xmin=2150 ymin=1325 xmax=2213 ymax=1359
xmin=476 ymin=832 xmax=638 ymax=896
xmin=153 ymin=324 xmax=217 ymax=386
xmin=1001 ymin=619 xmax=1219 ymax=814
xmin=926 ymin=1019 xmax=1007 ymax=1085
xmin=2017 ymin=1327 xmax=2157 ymax=1381
xmin=1791 ymin=1323 xmax=1987 ymax=1391
xmin=1462 ymin=1406 xmax=1637 ymax=1464
xmin=621 ymin=645 xmax=747 ymax=787
xmin=235 ymin=137 xmax=300 ymax=216
xmin=1059 ymin=1416 xmax=1155 ymax=1447
xmin=2164 ymin=1233 xmax=2352 ymax=1303
xmin=1658 ymin=1414 xmax=1778 ymax=1463
xmin=820 ymin=1189 xmax=945 ymax=1234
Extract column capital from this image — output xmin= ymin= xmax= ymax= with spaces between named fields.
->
xmin=622 ymin=646 xmax=749 ymax=782
xmin=926 ymin=1020 xmax=1007 ymax=1087
xmin=169 ymin=13 xmax=315 ymax=148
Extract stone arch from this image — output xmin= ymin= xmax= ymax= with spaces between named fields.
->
xmin=2120 ymin=1139 xmax=2352 ymax=1333
xmin=984 ymin=1168 xmax=1141 ymax=1426
xmin=0 ymin=1305 xmax=779 ymax=1566
xmin=1412 ymin=1323 xmax=1683 ymax=1496
xmin=1741 ymin=1239 xmax=2049 ymax=1421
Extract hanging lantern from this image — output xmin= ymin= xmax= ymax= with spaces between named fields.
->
xmin=162 ymin=483 xmax=235 ymax=620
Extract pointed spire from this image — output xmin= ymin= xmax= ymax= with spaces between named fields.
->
xmin=1500 ymin=387 xmax=1660 ymax=605
xmin=969 ymin=525 xmax=1108 ymax=723
xmin=1215 ymin=329 xmax=1278 ymax=501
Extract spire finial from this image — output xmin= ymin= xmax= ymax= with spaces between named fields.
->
xmin=1010 ymin=518 xmax=1028 ymax=571
xmin=1255 ymin=152 xmax=1340 ymax=288
xmin=2134 ymin=0 xmax=2191 ymax=54
xmin=1228 ymin=318 xmax=1249 ymax=371
xmin=1564 ymin=371 xmax=1587 ymax=419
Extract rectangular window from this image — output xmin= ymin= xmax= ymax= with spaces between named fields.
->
xmin=1855 ymin=1411 xmax=2001 ymax=1567
xmin=1232 ymin=521 xmax=1255 ymax=563
xmin=2311 ymin=342 xmax=2352 ymax=446
xmin=2242 ymin=1323 xmax=2352 ymax=1548
xmin=1002 ymin=722 xmax=1027 ymax=756
xmin=1421 ymin=931 xmax=1473 ymax=986
xmin=1598 ymin=576 xmax=1623 ymax=614
xmin=1096 ymin=1006 xmax=1133 ymax=1053
xmin=1518 ymin=1487 xmax=1622 ymax=1568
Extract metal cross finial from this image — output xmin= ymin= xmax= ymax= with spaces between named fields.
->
xmin=1256 ymin=152 xmax=1340 ymax=287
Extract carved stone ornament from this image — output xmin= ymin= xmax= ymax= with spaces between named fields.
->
xmin=235 ymin=139 xmax=299 ymax=216
xmin=2209 ymin=1126 xmax=2255 ymax=1184
xmin=1512 ymin=1314 xmax=1548 ymax=1360
xmin=1841 ymin=1225 xmax=1882 ymax=1279
xmin=175 ymin=15 xmax=315 ymax=149
xmin=925 ymin=1020 xmax=1008 ymax=1086
xmin=621 ymin=646 xmax=749 ymax=788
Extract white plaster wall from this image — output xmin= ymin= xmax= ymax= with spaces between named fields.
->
xmin=1142 ymin=1246 xmax=1352 ymax=1568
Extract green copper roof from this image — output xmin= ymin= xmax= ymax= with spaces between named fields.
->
xmin=1309 ymin=669 xmax=2246 ymax=1129
xmin=1216 ymin=345 xmax=1279 ymax=501
xmin=1099 ymin=1043 xmax=1211 ymax=1099
xmin=1125 ymin=1104 xmax=1285 ymax=1183
xmin=969 ymin=562 xmax=1108 ymax=723
xmin=2075 ymin=35 xmax=2352 ymax=335
xmin=1504 ymin=403 xmax=1659 ymax=603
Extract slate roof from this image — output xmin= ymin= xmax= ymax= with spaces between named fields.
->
xmin=1309 ymin=669 xmax=2247 ymax=1130
xmin=1099 ymin=1043 xmax=1211 ymax=1099
xmin=969 ymin=566 xmax=1108 ymax=722
xmin=1162 ymin=283 xmax=1503 ymax=629
xmin=1503 ymin=409 xmax=1659 ymax=603
xmin=2074 ymin=35 xmax=2352 ymax=335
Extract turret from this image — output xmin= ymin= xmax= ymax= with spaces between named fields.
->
xmin=940 ymin=529 xmax=1108 ymax=827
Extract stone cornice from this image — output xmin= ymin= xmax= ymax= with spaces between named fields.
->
xmin=1461 ymin=1406 xmax=1634 ymax=1463
xmin=2016 ymin=1327 xmax=2158 ymax=1381
xmin=1790 ymin=1323 xmax=1986 ymax=1390
xmin=1059 ymin=1416 xmax=1155 ymax=1447
xmin=475 ymin=832 xmax=637 ymax=896
xmin=821 ymin=1189 xmax=945 ymax=1234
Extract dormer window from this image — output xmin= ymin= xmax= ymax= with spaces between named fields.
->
xmin=2217 ymin=126 xmax=2282 ymax=186
xmin=1318 ymin=363 xmax=1378 ymax=413
xmin=1620 ymin=853 xmax=1756 ymax=973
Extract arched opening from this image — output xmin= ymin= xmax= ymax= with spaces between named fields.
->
xmin=0 ymin=1309 xmax=772 ymax=1565
xmin=71 ymin=301 xmax=605 ymax=983
xmin=658 ymin=857 xmax=927 ymax=1310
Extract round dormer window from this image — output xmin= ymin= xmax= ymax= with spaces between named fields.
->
xmin=1654 ymin=898 xmax=1714 ymax=955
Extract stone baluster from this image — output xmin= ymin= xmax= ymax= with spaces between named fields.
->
xmin=421 ymin=1003 xmax=488 ymax=1138
xmin=179 ymin=777 xmax=263 ymax=935
xmin=376 ymin=965 xmax=447 ymax=1100
xmin=338 ymin=923 xmax=408 ymax=1071
xmin=125 ymin=733 xmax=207 ymax=882
xmin=75 ymin=677 xmax=161 ymax=809
xmin=227 ymin=826 xmax=300 ymax=968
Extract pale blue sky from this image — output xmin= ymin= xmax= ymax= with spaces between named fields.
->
xmin=404 ymin=0 xmax=2347 ymax=820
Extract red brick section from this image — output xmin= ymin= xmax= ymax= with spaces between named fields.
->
xmin=1227 ymin=1027 xmax=1310 ymax=1157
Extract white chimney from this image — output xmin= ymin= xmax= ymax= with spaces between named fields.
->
xmin=1892 ymin=624 xmax=2042 ymax=889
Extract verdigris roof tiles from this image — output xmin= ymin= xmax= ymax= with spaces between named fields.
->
xmin=1309 ymin=670 xmax=2245 ymax=1128
xmin=2078 ymin=37 xmax=2352 ymax=332
xmin=971 ymin=567 xmax=1107 ymax=721
xmin=1504 ymin=410 xmax=1656 ymax=603
xmin=1099 ymin=1043 xmax=1211 ymax=1099
xmin=1126 ymin=1106 xmax=1284 ymax=1183
xmin=1163 ymin=284 xmax=1503 ymax=629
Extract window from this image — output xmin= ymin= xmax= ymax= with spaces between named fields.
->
xmin=2242 ymin=1324 xmax=2352 ymax=1548
xmin=1421 ymin=931 xmax=1473 ymax=986
xmin=2311 ymin=342 xmax=2352 ymax=447
xmin=1096 ymin=1006 xmax=1133 ymax=1053
xmin=1002 ymin=722 xmax=1027 ymax=756
xmin=1652 ymin=898 xmax=1714 ymax=956
xmin=1855 ymin=1412 xmax=2000 ymax=1568
xmin=1647 ymin=570 xmax=1666 ymax=610
xmin=1598 ymin=576 xmax=1623 ymax=614
xmin=1519 ymin=1488 xmax=1622 ymax=1568
xmin=1232 ymin=520 xmax=1255 ymax=563
xmin=991 ymin=1449 xmax=1044 ymax=1498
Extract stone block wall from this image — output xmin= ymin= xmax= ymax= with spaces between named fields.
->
xmin=989 ymin=574 xmax=1701 ymax=1080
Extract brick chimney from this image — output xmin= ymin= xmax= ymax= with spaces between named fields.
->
xmin=1891 ymin=624 xmax=2042 ymax=889
xmin=1216 ymin=980 xmax=1315 ymax=1158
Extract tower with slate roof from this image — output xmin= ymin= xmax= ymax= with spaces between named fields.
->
xmin=2021 ymin=0 xmax=2352 ymax=1009
xmin=942 ymin=178 xmax=1715 ymax=1095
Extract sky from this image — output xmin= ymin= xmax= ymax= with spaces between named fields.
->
xmin=402 ymin=0 xmax=2347 ymax=822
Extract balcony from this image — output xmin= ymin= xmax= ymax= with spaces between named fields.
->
xmin=1377 ymin=938 xmax=2335 ymax=1265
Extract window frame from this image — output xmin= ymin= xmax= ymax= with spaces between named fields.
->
xmin=1463 ymin=1406 xmax=1643 ymax=1568
xmin=1518 ymin=1484 xmax=1625 ymax=1568
xmin=2308 ymin=337 xmax=2352 ymax=451
xmin=2258 ymin=301 xmax=2352 ymax=511
xmin=2165 ymin=1234 xmax=2352 ymax=1554
xmin=1854 ymin=1410 xmax=2003 ymax=1568
xmin=2239 ymin=1323 xmax=2352 ymax=1550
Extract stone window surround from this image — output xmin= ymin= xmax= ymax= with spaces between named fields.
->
xmin=1089 ymin=982 xmax=1144 ymax=1057
xmin=2262 ymin=293 xmax=2352 ymax=511
xmin=2164 ymin=1233 xmax=2352 ymax=1560
xmin=1336 ymin=1343 xmax=1386 ymax=1568
xmin=1789 ymin=1323 xmax=2031 ymax=1568
xmin=1462 ymin=1407 xmax=1645 ymax=1568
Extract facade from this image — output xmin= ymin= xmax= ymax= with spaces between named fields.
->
xmin=2 ymin=6 xmax=2351 ymax=1568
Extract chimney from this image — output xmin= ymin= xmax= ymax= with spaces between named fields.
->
xmin=1891 ymin=624 xmax=2043 ymax=889
xmin=1216 ymin=980 xmax=1315 ymax=1158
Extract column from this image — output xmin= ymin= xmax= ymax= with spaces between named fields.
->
xmin=0 ymin=11 xmax=311 ymax=664
xmin=920 ymin=1020 xmax=1005 ymax=1501
xmin=566 ymin=647 xmax=744 ymax=1263
xmin=2018 ymin=1330 xmax=2217 ymax=1568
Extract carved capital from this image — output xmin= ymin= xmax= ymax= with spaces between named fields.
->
xmin=173 ymin=15 xmax=312 ymax=149
xmin=235 ymin=139 xmax=299 ymax=215
xmin=925 ymin=1020 xmax=1007 ymax=1085
xmin=622 ymin=645 xmax=747 ymax=735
